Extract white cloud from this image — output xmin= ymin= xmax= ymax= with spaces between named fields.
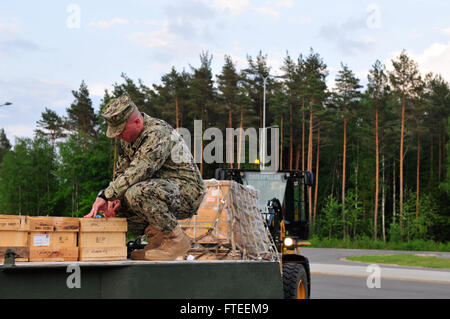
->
xmin=441 ymin=27 xmax=450 ymax=36
xmin=269 ymin=0 xmax=294 ymax=8
xmin=0 ymin=21 xmax=19 ymax=34
xmin=4 ymin=124 xmax=35 ymax=140
xmin=128 ymin=21 xmax=175 ymax=49
xmin=387 ymin=42 xmax=450 ymax=82
xmin=87 ymin=18 xmax=128 ymax=29
xmin=361 ymin=35 xmax=375 ymax=44
xmin=412 ymin=42 xmax=450 ymax=81
xmin=255 ymin=6 xmax=280 ymax=19
xmin=288 ymin=16 xmax=312 ymax=25
xmin=409 ymin=30 xmax=424 ymax=39
xmin=49 ymin=99 xmax=71 ymax=108
xmin=200 ymin=0 xmax=287 ymax=20
xmin=89 ymin=83 xmax=112 ymax=97
xmin=207 ymin=0 xmax=251 ymax=14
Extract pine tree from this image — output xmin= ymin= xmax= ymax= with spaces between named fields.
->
xmin=334 ymin=63 xmax=362 ymax=239
xmin=367 ymin=60 xmax=389 ymax=240
xmin=36 ymin=108 xmax=66 ymax=147
xmin=66 ymin=80 xmax=97 ymax=147
xmin=189 ymin=51 xmax=217 ymax=175
xmin=0 ymin=128 xmax=11 ymax=164
xmin=303 ymin=49 xmax=328 ymax=222
xmin=217 ymin=55 xmax=240 ymax=167
xmin=281 ymin=53 xmax=298 ymax=170
xmin=389 ymin=50 xmax=421 ymax=229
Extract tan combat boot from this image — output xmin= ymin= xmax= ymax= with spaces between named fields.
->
xmin=143 ymin=225 xmax=192 ymax=261
xmin=130 ymin=225 xmax=165 ymax=260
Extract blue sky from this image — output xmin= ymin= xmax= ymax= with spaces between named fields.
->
xmin=1 ymin=0 xmax=450 ymax=143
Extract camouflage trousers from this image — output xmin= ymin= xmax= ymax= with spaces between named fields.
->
xmin=118 ymin=179 xmax=199 ymax=235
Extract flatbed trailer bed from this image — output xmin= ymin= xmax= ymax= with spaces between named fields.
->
xmin=0 ymin=260 xmax=283 ymax=299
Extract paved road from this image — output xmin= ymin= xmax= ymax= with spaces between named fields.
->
xmin=299 ymin=248 xmax=450 ymax=299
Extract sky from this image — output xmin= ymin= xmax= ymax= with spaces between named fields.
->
xmin=1 ymin=0 xmax=450 ymax=143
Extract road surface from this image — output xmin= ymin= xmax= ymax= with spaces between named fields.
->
xmin=300 ymin=248 xmax=450 ymax=299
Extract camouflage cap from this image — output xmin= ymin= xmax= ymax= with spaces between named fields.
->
xmin=102 ymin=95 xmax=138 ymax=138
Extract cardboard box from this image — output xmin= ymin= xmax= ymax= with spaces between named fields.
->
xmin=0 ymin=215 xmax=29 ymax=231
xmin=0 ymin=215 xmax=29 ymax=262
xmin=78 ymin=232 xmax=125 ymax=248
xmin=78 ymin=218 xmax=127 ymax=261
xmin=28 ymin=216 xmax=79 ymax=232
xmin=28 ymin=232 xmax=77 ymax=248
xmin=27 ymin=217 xmax=80 ymax=262
xmin=29 ymin=247 xmax=79 ymax=262
xmin=79 ymin=247 xmax=127 ymax=261
xmin=79 ymin=218 xmax=127 ymax=232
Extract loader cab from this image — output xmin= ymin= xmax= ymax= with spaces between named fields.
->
xmin=214 ymin=169 xmax=313 ymax=248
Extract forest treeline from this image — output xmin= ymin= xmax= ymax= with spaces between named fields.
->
xmin=0 ymin=49 xmax=449 ymax=243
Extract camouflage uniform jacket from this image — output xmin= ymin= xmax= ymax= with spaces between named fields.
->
xmin=104 ymin=113 xmax=206 ymax=211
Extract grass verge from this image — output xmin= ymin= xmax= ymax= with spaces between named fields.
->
xmin=308 ymin=236 xmax=450 ymax=252
xmin=346 ymin=254 xmax=450 ymax=269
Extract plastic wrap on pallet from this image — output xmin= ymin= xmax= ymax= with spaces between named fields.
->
xmin=180 ymin=179 xmax=279 ymax=262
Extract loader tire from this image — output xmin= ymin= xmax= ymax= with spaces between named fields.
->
xmin=282 ymin=263 xmax=309 ymax=299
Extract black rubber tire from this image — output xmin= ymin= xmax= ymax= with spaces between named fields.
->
xmin=282 ymin=263 xmax=309 ymax=299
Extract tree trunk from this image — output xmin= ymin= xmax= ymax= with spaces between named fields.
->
xmin=289 ymin=104 xmax=293 ymax=170
xmin=228 ymin=105 xmax=233 ymax=168
xmin=430 ymin=136 xmax=433 ymax=185
xmin=200 ymin=112 xmax=204 ymax=176
xmin=399 ymin=92 xmax=405 ymax=229
xmin=180 ymin=103 xmax=184 ymax=128
xmin=302 ymin=99 xmax=305 ymax=171
xmin=393 ymin=159 xmax=396 ymax=225
xmin=439 ymin=133 xmax=442 ymax=183
xmin=342 ymin=107 xmax=347 ymax=240
xmin=83 ymin=118 xmax=87 ymax=149
xmin=355 ymin=142 xmax=359 ymax=208
xmin=19 ymin=184 xmax=22 ymax=215
xmin=238 ymin=111 xmax=243 ymax=169
xmin=381 ymin=154 xmax=386 ymax=242
xmin=280 ymin=117 xmax=283 ymax=171
xmin=314 ymin=122 xmax=320 ymax=224
xmin=307 ymin=98 xmax=314 ymax=222
xmin=374 ymin=107 xmax=379 ymax=240
xmin=416 ymin=133 xmax=420 ymax=218
xmin=175 ymin=96 xmax=179 ymax=129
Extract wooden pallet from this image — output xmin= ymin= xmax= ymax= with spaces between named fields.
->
xmin=180 ymin=180 xmax=279 ymax=262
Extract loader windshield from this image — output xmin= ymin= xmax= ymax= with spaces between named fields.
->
xmin=240 ymin=172 xmax=287 ymax=213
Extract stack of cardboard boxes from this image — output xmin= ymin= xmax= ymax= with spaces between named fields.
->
xmin=0 ymin=215 xmax=128 ymax=262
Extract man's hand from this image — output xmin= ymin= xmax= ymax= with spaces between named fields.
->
xmin=84 ymin=197 xmax=108 ymax=218
xmin=105 ymin=200 xmax=121 ymax=218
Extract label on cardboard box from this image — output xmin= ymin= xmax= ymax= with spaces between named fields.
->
xmin=33 ymin=234 xmax=50 ymax=247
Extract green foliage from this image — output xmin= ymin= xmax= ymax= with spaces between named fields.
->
xmin=309 ymin=235 xmax=450 ymax=252
xmin=0 ymin=49 xmax=448 ymax=246
xmin=0 ymin=137 xmax=57 ymax=215
xmin=313 ymin=195 xmax=342 ymax=239
xmin=346 ymin=254 xmax=450 ymax=268
xmin=0 ymin=128 xmax=11 ymax=163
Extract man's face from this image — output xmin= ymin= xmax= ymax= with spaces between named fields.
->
xmin=117 ymin=115 xmax=143 ymax=143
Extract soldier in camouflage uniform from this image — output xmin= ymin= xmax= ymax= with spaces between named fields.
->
xmin=85 ymin=95 xmax=206 ymax=261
